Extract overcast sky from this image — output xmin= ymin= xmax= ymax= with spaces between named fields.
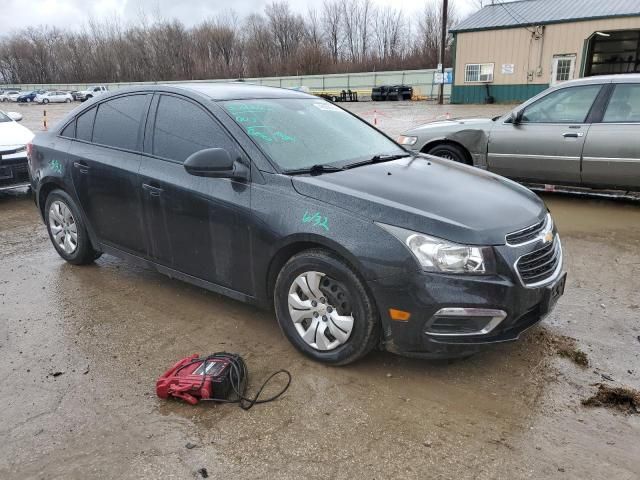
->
xmin=0 ymin=0 xmax=481 ymax=33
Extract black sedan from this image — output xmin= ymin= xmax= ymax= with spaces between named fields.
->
xmin=28 ymin=84 xmax=565 ymax=364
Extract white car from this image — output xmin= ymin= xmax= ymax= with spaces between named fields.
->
xmin=35 ymin=91 xmax=73 ymax=104
xmin=0 ymin=110 xmax=34 ymax=191
xmin=76 ymin=85 xmax=108 ymax=101
xmin=0 ymin=90 xmax=21 ymax=102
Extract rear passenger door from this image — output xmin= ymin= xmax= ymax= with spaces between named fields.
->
xmin=581 ymin=83 xmax=640 ymax=190
xmin=68 ymin=94 xmax=151 ymax=255
xmin=139 ymin=93 xmax=253 ymax=294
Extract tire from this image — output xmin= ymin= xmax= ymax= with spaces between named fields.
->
xmin=27 ymin=98 xmax=32 ymax=102
xmin=426 ymin=143 xmax=469 ymax=164
xmin=274 ymin=249 xmax=379 ymax=365
xmin=43 ymin=98 xmax=49 ymax=104
xmin=65 ymin=98 xmax=71 ymax=103
xmin=44 ymin=189 xmax=101 ymax=265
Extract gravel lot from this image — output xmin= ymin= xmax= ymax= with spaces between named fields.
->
xmin=1 ymin=100 xmax=639 ymax=480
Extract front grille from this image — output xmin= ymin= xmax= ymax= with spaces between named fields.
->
xmin=0 ymin=158 xmax=29 ymax=187
xmin=506 ymin=215 xmax=548 ymax=246
xmin=516 ymin=237 xmax=561 ymax=286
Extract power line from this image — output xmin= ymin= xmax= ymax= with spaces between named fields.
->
xmin=494 ymin=0 xmax=537 ymax=33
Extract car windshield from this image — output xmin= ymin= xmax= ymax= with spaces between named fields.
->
xmin=221 ymin=98 xmax=404 ymax=171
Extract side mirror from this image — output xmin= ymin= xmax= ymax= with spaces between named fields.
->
xmin=184 ymin=148 xmax=247 ymax=180
xmin=7 ymin=112 xmax=22 ymax=122
xmin=512 ymin=109 xmax=524 ymax=125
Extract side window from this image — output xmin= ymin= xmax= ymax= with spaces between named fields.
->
xmin=92 ymin=95 xmax=150 ymax=150
xmin=603 ymin=84 xmax=640 ymax=123
xmin=60 ymin=121 xmax=75 ymax=138
xmin=76 ymin=107 xmax=97 ymax=142
xmin=522 ymin=85 xmax=602 ymax=123
xmin=152 ymin=95 xmax=232 ymax=162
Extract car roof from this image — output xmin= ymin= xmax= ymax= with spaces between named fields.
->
xmin=162 ymin=82 xmax=315 ymax=101
xmin=561 ymin=73 xmax=640 ymax=86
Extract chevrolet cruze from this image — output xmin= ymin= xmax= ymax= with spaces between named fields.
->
xmin=28 ymin=84 xmax=566 ymax=365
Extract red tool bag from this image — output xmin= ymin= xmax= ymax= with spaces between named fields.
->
xmin=156 ymin=352 xmax=291 ymax=409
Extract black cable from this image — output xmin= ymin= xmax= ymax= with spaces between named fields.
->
xmin=189 ymin=352 xmax=291 ymax=410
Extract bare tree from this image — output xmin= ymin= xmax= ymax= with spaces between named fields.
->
xmin=0 ymin=0 xmax=461 ymax=85
xmin=321 ymin=0 xmax=342 ymax=64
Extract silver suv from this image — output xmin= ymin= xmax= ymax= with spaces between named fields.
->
xmin=399 ymin=74 xmax=640 ymax=195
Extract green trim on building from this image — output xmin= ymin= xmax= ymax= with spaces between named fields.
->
xmin=451 ymin=84 xmax=549 ymax=104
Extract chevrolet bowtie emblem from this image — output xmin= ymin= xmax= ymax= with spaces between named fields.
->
xmin=543 ymin=231 xmax=553 ymax=243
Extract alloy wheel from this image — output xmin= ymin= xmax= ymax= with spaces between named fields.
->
xmin=49 ymin=200 xmax=78 ymax=254
xmin=287 ymin=271 xmax=354 ymax=351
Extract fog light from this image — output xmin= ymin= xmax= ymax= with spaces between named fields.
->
xmin=425 ymin=308 xmax=506 ymax=336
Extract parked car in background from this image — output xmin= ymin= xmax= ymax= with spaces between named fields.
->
xmin=399 ymin=74 xmax=640 ymax=194
xmin=35 ymin=91 xmax=73 ymax=104
xmin=17 ymin=90 xmax=46 ymax=103
xmin=0 ymin=109 xmax=34 ymax=191
xmin=28 ymin=84 xmax=565 ymax=365
xmin=70 ymin=91 xmax=81 ymax=101
xmin=76 ymin=85 xmax=108 ymax=101
xmin=0 ymin=90 xmax=21 ymax=102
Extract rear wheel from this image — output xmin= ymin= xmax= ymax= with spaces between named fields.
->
xmin=45 ymin=189 xmax=101 ymax=265
xmin=426 ymin=143 xmax=469 ymax=164
xmin=274 ymin=249 xmax=379 ymax=365
xmin=43 ymin=98 xmax=49 ymax=104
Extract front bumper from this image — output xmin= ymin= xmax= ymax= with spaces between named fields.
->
xmin=368 ymin=242 xmax=565 ymax=359
xmin=0 ymin=155 xmax=30 ymax=191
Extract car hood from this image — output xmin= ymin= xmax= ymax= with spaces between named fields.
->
xmin=0 ymin=120 xmax=34 ymax=147
xmin=291 ymin=156 xmax=546 ymax=246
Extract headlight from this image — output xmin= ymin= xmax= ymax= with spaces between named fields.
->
xmin=397 ymin=135 xmax=418 ymax=146
xmin=378 ymin=223 xmax=492 ymax=274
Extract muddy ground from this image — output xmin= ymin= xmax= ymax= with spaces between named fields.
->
xmin=1 ymin=101 xmax=639 ymax=479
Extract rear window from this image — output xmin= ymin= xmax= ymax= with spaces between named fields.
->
xmin=92 ymin=95 xmax=150 ymax=151
xmin=76 ymin=107 xmax=96 ymax=142
xmin=60 ymin=121 xmax=75 ymax=138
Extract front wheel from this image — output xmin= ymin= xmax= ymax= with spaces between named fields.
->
xmin=425 ymin=143 xmax=469 ymax=164
xmin=45 ymin=189 xmax=101 ymax=265
xmin=274 ymin=249 xmax=379 ymax=365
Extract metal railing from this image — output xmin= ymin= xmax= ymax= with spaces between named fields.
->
xmin=2 ymin=68 xmax=452 ymax=100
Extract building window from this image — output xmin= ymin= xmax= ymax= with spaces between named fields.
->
xmin=464 ymin=63 xmax=494 ymax=83
xmin=585 ymin=29 xmax=640 ymax=77
xmin=555 ymin=59 xmax=572 ymax=82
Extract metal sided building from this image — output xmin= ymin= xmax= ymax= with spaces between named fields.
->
xmin=450 ymin=0 xmax=640 ymax=104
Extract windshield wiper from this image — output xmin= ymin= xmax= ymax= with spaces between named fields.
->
xmin=284 ymin=164 xmax=345 ymax=176
xmin=343 ymin=153 xmax=411 ymax=170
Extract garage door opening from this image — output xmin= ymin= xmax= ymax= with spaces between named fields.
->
xmin=585 ymin=29 xmax=640 ymax=76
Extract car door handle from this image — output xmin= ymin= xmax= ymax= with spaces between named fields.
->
xmin=142 ymin=183 xmax=163 ymax=196
xmin=562 ymin=132 xmax=584 ymax=138
xmin=73 ymin=161 xmax=90 ymax=174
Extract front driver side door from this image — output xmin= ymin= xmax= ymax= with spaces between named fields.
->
xmin=487 ymin=84 xmax=603 ymax=185
xmin=139 ymin=93 xmax=254 ymax=295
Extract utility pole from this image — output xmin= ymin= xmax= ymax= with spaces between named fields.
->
xmin=438 ymin=0 xmax=448 ymax=105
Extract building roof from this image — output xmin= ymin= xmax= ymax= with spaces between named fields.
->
xmin=451 ymin=0 xmax=640 ymax=33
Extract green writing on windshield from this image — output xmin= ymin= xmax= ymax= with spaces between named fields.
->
xmin=226 ymin=103 xmax=296 ymax=144
xmin=302 ymin=211 xmax=329 ymax=231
